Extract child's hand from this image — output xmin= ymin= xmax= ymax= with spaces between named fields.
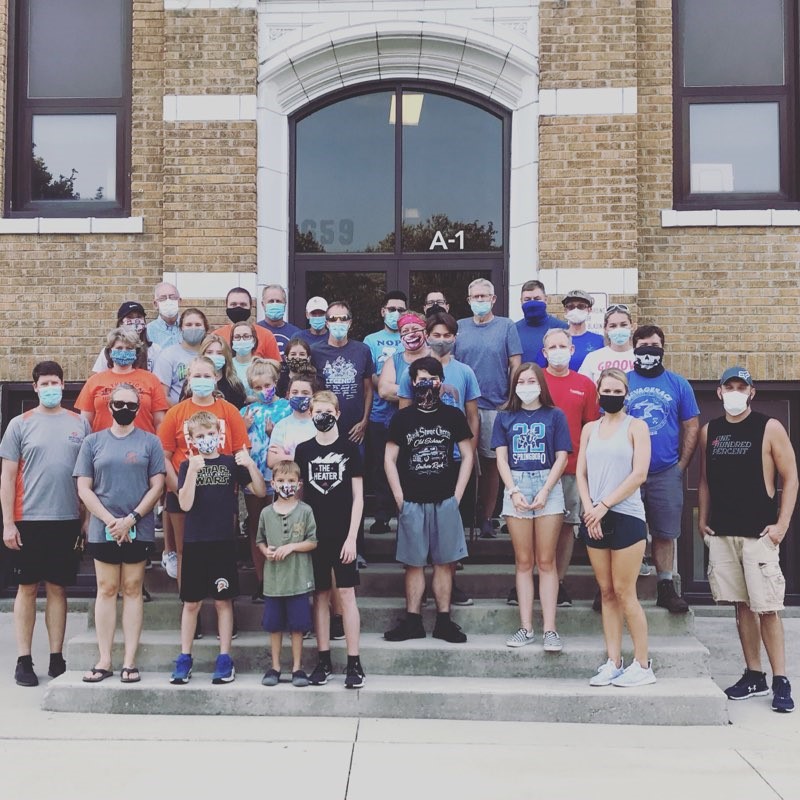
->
xmin=273 ymin=544 xmax=293 ymax=561
xmin=187 ymin=454 xmax=205 ymax=473
xmin=235 ymin=447 xmax=254 ymax=468
xmin=265 ymin=417 xmax=275 ymax=435
xmin=340 ymin=538 xmax=357 ymax=565
xmin=265 ymin=545 xmax=277 ymax=561
xmin=243 ymin=408 xmax=255 ymax=429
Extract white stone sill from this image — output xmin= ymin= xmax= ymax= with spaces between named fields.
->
xmin=661 ymin=209 xmax=800 ymax=228
xmin=0 ymin=217 xmax=144 ymax=235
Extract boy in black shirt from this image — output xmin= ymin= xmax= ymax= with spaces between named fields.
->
xmin=384 ymin=357 xmax=474 ymax=643
xmin=172 ymin=411 xmax=266 ymax=685
xmin=294 ymin=391 xmax=366 ymax=689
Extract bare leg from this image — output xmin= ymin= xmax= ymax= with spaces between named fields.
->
xmin=611 ymin=541 xmax=648 ymax=664
xmin=245 ymin=493 xmax=269 ymax=583
xmin=534 ymin=514 xmax=563 ymax=632
xmin=180 ymin=601 xmax=201 ymax=655
xmin=652 ymin=536 xmax=675 ymax=577
xmin=91 ymin=564 xmax=120 ymax=672
xmin=339 ymin=587 xmax=360 ymax=657
xmin=405 ymin=567 xmax=426 ymax=614
xmin=270 ymin=631 xmax=283 ymax=672
xmin=431 ymin=565 xmax=454 ymax=613
xmin=168 ymin=512 xmax=186 ymax=590
xmin=479 ymin=457 xmax=500 ymax=524
xmin=314 ymin=589 xmax=332 ymax=652
xmin=290 ymin=631 xmax=304 ymax=672
xmin=556 ymin=523 xmax=576 ymax=582
xmin=120 ymin=561 xmax=145 ymax=668
xmin=44 ymin=583 xmax=68 ymax=655
xmin=735 ymin=602 xmax=764 ymax=672
xmin=760 ymin=612 xmax=786 ymax=677
xmin=14 ymin=583 xmax=39 ymax=657
xmin=507 ymin=517 xmax=535 ymax=632
xmin=588 ymin=547 xmax=622 ymax=665
xmin=215 ymin=599 xmax=233 ymax=654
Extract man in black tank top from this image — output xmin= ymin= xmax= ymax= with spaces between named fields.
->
xmin=698 ymin=367 xmax=798 ymax=713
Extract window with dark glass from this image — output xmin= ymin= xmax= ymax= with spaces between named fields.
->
xmin=6 ymin=0 xmax=131 ymax=216
xmin=673 ymin=0 xmax=797 ymax=208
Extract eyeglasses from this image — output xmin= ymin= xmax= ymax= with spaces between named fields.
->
xmin=385 ymin=306 xmax=407 ymax=313
xmin=326 ymin=315 xmax=351 ymax=323
xmin=564 ymin=302 xmax=590 ymax=311
xmin=425 ymin=300 xmax=446 ymax=306
xmin=110 ymin=401 xmax=139 ymax=412
xmin=156 ymin=294 xmax=179 ymax=302
xmin=605 ymin=303 xmax=630 ymax=315
xmin=232 ymin=334 xmax=253 ymax=342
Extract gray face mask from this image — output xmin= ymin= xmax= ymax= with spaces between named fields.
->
xmin=427 ymin=338 xmax=454 ymax=357
xmin=182 ymin=327 xmax=206 ymax=346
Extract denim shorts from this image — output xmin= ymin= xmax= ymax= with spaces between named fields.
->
xmin=501 ymin=469 xmax=565 ymax=519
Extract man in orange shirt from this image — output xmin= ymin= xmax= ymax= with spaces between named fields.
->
xmin=212 ymin=287 xmax=280 ymax=361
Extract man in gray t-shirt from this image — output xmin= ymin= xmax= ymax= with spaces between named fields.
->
xmin=453 ymin=279 xmax=522 ymax=538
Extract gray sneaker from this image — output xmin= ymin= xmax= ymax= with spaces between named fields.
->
xmin=506 ymin=627 xmax=536 ymax=648
xmin=542 ymin=630 xmax=563 ymax=652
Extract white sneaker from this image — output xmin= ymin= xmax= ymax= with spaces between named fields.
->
xmin=506 ymin=627 xmax=536 ymax=648
xmin=611 ymin=658 xmax=656 ymax=687
xmin=589 ymin=657 xmax=624 ymax=686
xmin=162 ymin=550 xmax=178 ymax=580
xmin=542 ymin=630 xmax=563 ymax=652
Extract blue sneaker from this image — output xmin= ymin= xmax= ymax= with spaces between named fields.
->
xmin=170 ymin=653 xmax=192 ymax=685
xmin=772 ymin=676 xmax=794 ymax=713
xmin=212 ymin=653 xmax=236 ymax=684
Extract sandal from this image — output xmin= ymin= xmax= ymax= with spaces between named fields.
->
xmin=82 ymin=667 xmax=113 ymax=683
xmin=120 ymin=666 xmax=141 ymax=683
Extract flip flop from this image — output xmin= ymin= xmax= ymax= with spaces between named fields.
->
xmin=120 ymin=667 xmax=141 ymax=684
xmin=82 ymin=667 xmax=113 ymax=683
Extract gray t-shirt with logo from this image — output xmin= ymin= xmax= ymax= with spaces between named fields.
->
xmin=153 ymin=343 xmax=196 ymax=403
xmin=73 ymin=428 xmax=166 ymax=543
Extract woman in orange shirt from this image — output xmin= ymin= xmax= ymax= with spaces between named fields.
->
xmin=76 ymin=327 xmax=169 ymax=433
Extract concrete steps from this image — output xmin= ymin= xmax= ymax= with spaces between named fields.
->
xmin=41 ymin=672 xmax=728 ymax=726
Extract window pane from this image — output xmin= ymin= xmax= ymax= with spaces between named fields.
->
xmin=295 ymin=93 xmax=394 ymax=253
xmin=28 ymin=0 xmax=124 ymax=99
xmin=689 ymin=103 xmax=780 ymax=193
xmin=402 ymin=93 xmax=503 ymax=252
xmin=31 ymin=115 xmax=117 ymax=201
xmin=410 ymin=269 xmax=493 ymax=323
xmin=680 ymin=0 xmax=784 ymax=87
xmin=305 ymin=271 xmax=388 ymax=342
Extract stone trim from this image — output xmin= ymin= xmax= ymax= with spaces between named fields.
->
xmin=162 ymin=271 xmax=258 ymax=299
xmin=164 ymin=1 xmax=257 ymax=9
xmin=163 ymin=95 xmax=257 ymax=121
xmin=0 ymin=217 xmax=144 ymax=235
xmin=538 ymin=87 xmax=637 ymax=116
xmin=661 ymin=209 xmax=800 ymax=228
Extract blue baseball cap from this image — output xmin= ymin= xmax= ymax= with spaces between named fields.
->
xmin=719 ymin=366 xmax=753 ymax=386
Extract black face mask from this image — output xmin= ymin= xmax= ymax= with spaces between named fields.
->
xmin=425 ymin=304 xmax=447 ymax=317
xmin=312 ymin=412 xmax=337 ymax=432
xmin=633 ymin=345 xmax=665 ymax=377
xmin=111 ymin=407 xmax=138 ymax=426
xmin=226 ymin=306 xmax=250 ymax=324
xmin=598 ymin=394 xmax=625 ymax=414
xmin=413 ymin=379 xmax=441 ymax=411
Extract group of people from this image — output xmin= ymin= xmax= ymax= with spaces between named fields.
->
xmin=0 ymin=276 xmax=794 ymax=710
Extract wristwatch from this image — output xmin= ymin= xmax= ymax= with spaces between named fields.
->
xmin=129 ymin=511 xmax=143 ymax=525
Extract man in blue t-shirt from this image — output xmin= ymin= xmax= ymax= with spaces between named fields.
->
xmin=537 ymin=289 xmax=603 ymax=371
xmin=516 ymin=280 xmax=567 ymax=363
xmin=257 ymin=284 xmax=300 ymax=357
xmin=626 ymin=324 xmax=699 ymax=614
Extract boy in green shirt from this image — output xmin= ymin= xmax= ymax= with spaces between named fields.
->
xmin=256 ymin=460 xmax=317 ymax=687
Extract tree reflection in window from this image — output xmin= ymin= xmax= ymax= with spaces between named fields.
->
xmin=31 ymin=146 xmax=78 ymax=200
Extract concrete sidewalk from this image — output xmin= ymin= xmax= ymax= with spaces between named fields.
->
xmin=0 ymin=611 xmax=798 ymax=800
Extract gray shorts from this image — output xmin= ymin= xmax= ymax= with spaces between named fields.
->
xmin=561 ymin=474 xmax=581 ymax=524
xmin=477 ymin=408 xmax=498 ymax=459
xmin=641 ymin=463 xmax=684 ymax=540
xmin=396 ymin=497 xmax=468 ymax=567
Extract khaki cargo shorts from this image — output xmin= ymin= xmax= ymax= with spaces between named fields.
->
xmin=704 ymin=534 xmax=785 ymax=614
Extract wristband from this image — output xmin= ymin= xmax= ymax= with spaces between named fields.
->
xmin=599 ymin=500 xmax=609 ymax=510
xmin=510 ymin=487 xmax=522 ymax=495
xmin=129 ymin=511 xmax=142 ymax=524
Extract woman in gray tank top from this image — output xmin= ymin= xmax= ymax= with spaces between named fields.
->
xmin=576 ymin=368 xmax=656 ymax=688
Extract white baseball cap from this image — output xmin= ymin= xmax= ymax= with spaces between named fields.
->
xmin=305 ymin=296 xmax=328 ymax=313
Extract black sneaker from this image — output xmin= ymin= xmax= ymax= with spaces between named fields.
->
xmin=369 ymin=520 xmax=391 ymax=534
xmin=772 ymin=676 xmax=795 ymax=713
xmin=48 ymin=653 xmax=66 ymax=679
xmin=506 ymin=587 xmax=518 ymax=606
xmin=656 ymin=579 xmax=689 ymax=614
xmin=451 ymin=585 xmax=474 ymax=606
xmin=194 ymin=615 xmax=203 ymax=640
xmin=345 ymin=662 xmax=365 ymax=689
xmin=330 ymin=614 xmax=345 ymax=640
xmin=725 ymin=669 xmax=769 ymax=701
xmin=142 ymin=587 xmax=152 ymax=603
xmin=251 ymin=589 xmax=265 ymax=604
xmin=14 ymin=658 xmax=38 ymax=687
xmin=308 ymin=661 xmax=333 ymax=686
xmin=592 ymin=589 xmax=602 ymax=612
xmin=432 ymin=617 xmax=467 ymax=644
xmin=479 ymin=519 xmax=497 ymax=539
xmin=384 ymin=616 xmax=426 ymax=641
xmin=557 ymin=583 xmax=572 ymax=608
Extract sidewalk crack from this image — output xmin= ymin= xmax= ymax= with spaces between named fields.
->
xmin=736 ymin=749 xmax=783 ymax=799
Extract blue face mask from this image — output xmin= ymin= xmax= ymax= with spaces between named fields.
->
xmin=470 ymin=300 xmax=492 ymax=318
xmin=232 ymin=339 xmax=255 ymax=356
xmin=308 ymin=316 xmax=326 ymax=331
xmin=190 ymin=377 xmax=215 ymax=398
xmin=608 ymin=327 xmax=632 ymax=347
xmin=385 ymin=311 xmax=400 ymax=331
xmin=265 ymin=302 xmax=285 ymax=321
xmin=329 ymin=322 xmax=349 ymax=340
xmin=522 ymin=300 xmax=547 ymax=324
xmin=209 ymin=354 xmax=226 ymax=371
xmin=38 ymin=386 xmax=62 ymax=408
xmin=110 ymin=348 xmax=137 ymax=367
xmin=289 ymin=395 xmax=311 ymax=413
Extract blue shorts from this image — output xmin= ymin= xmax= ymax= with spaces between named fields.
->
xmin=641 ymin=463 xmax=684 ymax=540
xmin=501 ymin=469 xmax=565 ymax=519
xmin=262 ymin=593 xmax=313 ymax=633
xmin=579 ymin=510 xmax=647 ymax=551
xmin=396 ymin=497 xmax=467 ymax=567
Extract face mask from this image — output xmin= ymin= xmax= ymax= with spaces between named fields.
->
xmin=401 ymin=331 xmax=425 ymax=352
xmin=413 ymin=379 xmax=441 ymax=411
xmin=312 ymin=411 xmax=337 ymax=432
xmin=546 ymin=348 xmax=571 ymax=368
xmin=608 ymin=327 xmax=631 ymax=347
xmin=38 ymin=386 xmax=62 ymax=408
xmin=110 ymin=348 xmax=137 ymax=367
xmin=259 ymin=387 xmax=276 ymax=403
xmin=426 ymin=303 xmax=447 ymax=316
xmin=308 ymin=316 xmax=327 ymax=331
xmin=124 ymin=319 xmax=146 ymax=334
xmin=522 ymin=300 xmax=547 ymax=324
xmin=329 ymin=322 xmax=349 ymax=340
xmin=158 ymin=299 xmax=179 ymax=319
xmin=190 ymin=377 xmax=215 ymax=398
xmin=232 ymin=339 xmax=255 ymax=356
xmin=226 ymin=307 xmax=250 ymax=324
xmin=275 ymin=482 xmax=299 ymax=499
xmin=722 ymin=390 xmax=750 ymax=417
xmin=111 ymin=406 xmax=138 ymax=426
xmin=209 ymin=354 xmax=226 ymax=372
xmin=470 ymin=300 xmax=492 ymax=317
xmin=289 ymin=395 xmax=311 ymax=413
xmin=427 ymin=339 xmax=454 ymax=357
xmin=182 ymin=327 xmax=206 ymax=346
xmin=633 ymin=346 xmax=665 ymax=376
xmin=565 ymin=308 xmax=589 ymax=325
xmin=265 ymin=302 xmax=285 ymax=321
xmin=515 ymin=385 xmax=541 ymax=404
xmin=385 ymin=311 xmax=400 ymax=331
xmin=194 ymin=434 xmax=220 ymax=455
xmin=286 ymin=356 xmax=309 ymax=372
xmin=599 ymin=394 xmax=625 ymax=414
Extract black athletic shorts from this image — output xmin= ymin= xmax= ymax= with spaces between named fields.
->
xmin=87 ymin=540 xmax=153 ymax=565
xmin=11 ymin=520 xmax=82 ymax=587
xmin=179 ymin=540 xmax=239 ymax=602
xmin=165 ymin=491 xmax=184 ymax=515
xmin=312 ymin=537 xmax=360 ymax=592
xmin=579 ymin=510 xmax=647 ymax=551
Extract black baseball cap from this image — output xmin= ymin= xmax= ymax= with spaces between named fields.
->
xmin=117 ymin=301 xmax=146 ymax=320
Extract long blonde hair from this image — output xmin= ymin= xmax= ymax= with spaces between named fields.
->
xmin=200 ymin=334 xmax=244 ymax=396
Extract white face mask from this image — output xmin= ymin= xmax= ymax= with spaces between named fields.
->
xmin=546 ymin=348 xmax=571 ymax=367
xmin=515 ymin=385 xmax=541 ymax=405
xmin=565 ymin=308 xmax=589 ymax=325
xmin=722 ymin=390 xmax=750 ymax=417
xmin=158 ymin=299 xmax=179 ymax=319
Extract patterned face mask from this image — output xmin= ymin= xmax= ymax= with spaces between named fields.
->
xmin=413 ymin=379 xmax=441 ymax=411
xmin=274 ymin=482 xmax=299 ymax=499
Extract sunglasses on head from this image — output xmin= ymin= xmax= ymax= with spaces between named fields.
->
xmin=605 ymin=303 xmax=630 ymax=316
xmin=110 ymin=401 xmax=139 ymax=412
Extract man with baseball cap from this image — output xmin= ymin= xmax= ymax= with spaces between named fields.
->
xmin=548 ymin=289 xmax=604 ymax=372
xmin=698 ymin=366 xmax=797 ymax=712
xmin=297 ymin=296 xmax=329 ymax=346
